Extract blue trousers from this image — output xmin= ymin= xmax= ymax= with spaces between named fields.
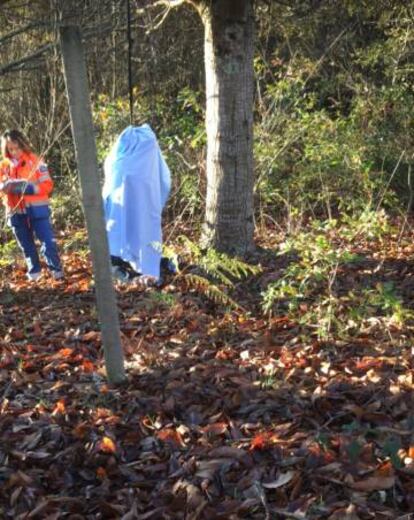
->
xmin=9 ymin=207 xmax=61 ymax=275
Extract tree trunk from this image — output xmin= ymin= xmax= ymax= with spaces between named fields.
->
xmin=200 ymin=0 xmax=255 ymax=255
xmin=59 ymin=25 xmax=126 ymax=385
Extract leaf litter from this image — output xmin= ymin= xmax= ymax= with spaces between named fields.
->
xmin=1 ymin=222 xmax=414 ymax=519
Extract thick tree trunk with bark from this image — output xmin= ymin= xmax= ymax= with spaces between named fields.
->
xmin=200 ymin=0 xmax=255 ymax=255
xmin=59 ymin=25 xmax=126 ymax=385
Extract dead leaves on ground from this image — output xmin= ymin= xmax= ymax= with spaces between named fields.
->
xmin=1 ymin=228 xmax=414 ymax=519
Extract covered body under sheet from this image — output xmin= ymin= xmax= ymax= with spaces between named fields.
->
xmin=103 ymin=125 xmax=171 ymax=279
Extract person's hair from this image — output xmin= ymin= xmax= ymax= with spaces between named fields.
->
xmin=1 ymin=129 xmax=33 ymax=158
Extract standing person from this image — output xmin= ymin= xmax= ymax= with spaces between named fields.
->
xmin=0 ymin=129 xmax=63 ymax=281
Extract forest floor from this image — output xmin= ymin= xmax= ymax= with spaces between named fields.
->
xmin=1 ymin=217 xmax=414 ymax=519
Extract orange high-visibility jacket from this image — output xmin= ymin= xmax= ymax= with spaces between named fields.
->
xmin=0 ymin=152 xmax=53 ymax=214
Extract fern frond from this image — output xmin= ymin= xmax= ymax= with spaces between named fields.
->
xmin=176 ymin=238 xmax=263 ymax=284
xmin=205 ymin=250 xmax=262 ymax=281
xmin=162 ymin=237 xmax=260 ymax=309
xmin=178 ymin=235 xmax=202 ymax=262
xmin=182 ymin=273 xmax=240 ymax=309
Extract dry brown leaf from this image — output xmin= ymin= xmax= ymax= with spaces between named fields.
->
xmin=208 ymin=446 xmax=248 ymax=461
xmin=195 ymin=458 xmax=234 ymax=480
xmin=349 ymin=475 xmax=395 ymax=492
xmin=328 ymin=504 xmax=361 ymax=520
xmin=157 ymin=428 xmax=185 ymax=447
xmin=200 ymin=421 xmax=228 ymax=435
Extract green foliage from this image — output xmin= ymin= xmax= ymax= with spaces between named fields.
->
xmin=0 ymin=238 xmax=19 ymax=268
xmin=255 ymin=74 xmax=403 ymax=218
xmin=340 ymin=208 xmax=391 ymax=241
xmin=51 ymin=192 xmax=84 ymax=230
xmin=140 ymin=291 xmax=177 ymax=312
xmin=178 ymin=236 xmax=261 ymax=285
xmin=181 ymin=273 xmax=240 ymax=309
xmin=92 ymin=87 xmax=206 ymax=223
xmin=262 ymin=218 xmax=359 ymax=316
xmin=348 ymin=282 xmax=412 ymax=330
xmin=255 ymin=4 xmax=414 ymax=221
xmin=166 ymin=236 xmax=261 ymax=309
xmin=262 ymin=211 xmax=411 ymax=339
xmin=93 ymin=95 xmax=132 ymax=164
xmin=62 ymin=229 xmax=89 ymax=257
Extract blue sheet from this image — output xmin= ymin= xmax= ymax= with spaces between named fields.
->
xmin=103 ymin=125 xmax=171 ymax=279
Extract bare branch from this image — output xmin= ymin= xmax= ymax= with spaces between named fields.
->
xmin=0 ymin=42 xmax=53 ymax=76
xmin=148 ymin=3 xmax=175 ymax=32
xmin=0 ymin=22 xmax=40 ymax=45
xmin=134 ymin=0 xmax=199 ymax=33
xmin=137 ymin=0 xmax=188 ymax=10
xmin=0 ymin=0 xmax=197 ymax=75
xmin=0 ymin=18 xmax=114 ymax=76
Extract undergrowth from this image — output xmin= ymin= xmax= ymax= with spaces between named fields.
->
xmin=261 ymin=209 xmax=413 ymax=340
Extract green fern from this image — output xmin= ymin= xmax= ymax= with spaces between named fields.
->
xmin=178 ymin=235 xmax=261 ymax=283
xmin=182 ymin=273 xmax=240 ymax=309
xmin=163 ymin=237 xmax=262 ymax=308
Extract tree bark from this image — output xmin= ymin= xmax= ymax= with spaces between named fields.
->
xmin=200 ymin=0 xmax=255 ymax=255
xmin=59 ymin=25 xmax=126 ymax=385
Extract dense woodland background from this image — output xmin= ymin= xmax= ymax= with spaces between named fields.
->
xmin=2 ymin=1 xmax=414 ymax=519
xmin=1 ymin=1 xmax=413 ymax=231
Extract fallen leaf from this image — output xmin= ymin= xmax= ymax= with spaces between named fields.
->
xmin=96 ymin=466 xmax=107 ymax=479
xmin=52 ymin=399 xmax=66 ymax=415
xmin=349 ymin=475 xmax=395 ymax=492
xmin=157 ymin=428 xmax=185 ymax=447
xmin=98 ymin=436 xmax=117 ymax=453
xmin=328 ymin=504 xmax=361 ymax=520
xmin=200 ymin=422 xmax=228 ymax=435
xmin=250 ymin=432 xmax=277 ymax=450
xmin=57 ymin=348 xmax=73 ymax=358
xmin=81 ymin=359 xmax=95 ymax=372
xmin=33 ymin=321 xmax=42 ymax=336
xmin=262 ymin=470 xmax=295 ymax=489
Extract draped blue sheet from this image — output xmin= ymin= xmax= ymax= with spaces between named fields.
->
xmin=103 ymin=125 xmax=171 ymax=279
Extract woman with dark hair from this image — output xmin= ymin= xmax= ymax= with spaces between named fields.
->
xmin=0 ymin=129 xmax=63 ymax=281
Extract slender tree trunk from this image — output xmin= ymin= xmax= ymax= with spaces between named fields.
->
xmin=111 ymin=0 xmax=117 ymax=98
xmin=59 ymin=25 xmax=126 ymax=385
xmin=200 ymin=0 xmax=255 ymax=255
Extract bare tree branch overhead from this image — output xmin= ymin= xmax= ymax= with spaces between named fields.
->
xmin=0 ymin=42 xmax=53 ymax=75
xmin=0 ymin=20 xmax=116 ymax=75
xmin=0 ymin=22 xmax=43 ymax=45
